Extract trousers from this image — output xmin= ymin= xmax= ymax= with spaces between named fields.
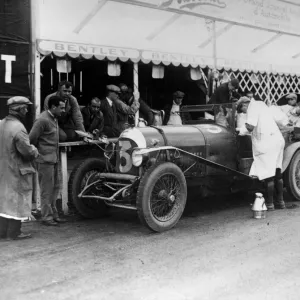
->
xmin=0 ymin=216 xmax=21 ymax=239
xmin=59 ymin=127 xmax=78 ymax=142
xmin=37 ymin=163 xmax=60 ymax=221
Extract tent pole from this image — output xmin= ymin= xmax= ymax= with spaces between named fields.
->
xmin=133 ymin=62 xmax=139 ymax=126
xmin=35 ymin=51 xmax=41 ymax=116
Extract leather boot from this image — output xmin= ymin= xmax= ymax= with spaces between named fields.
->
xmin=274 ymin=178 xmax=285 ymax=209
xmin=265 ymin=180 xmax=275 ymax=210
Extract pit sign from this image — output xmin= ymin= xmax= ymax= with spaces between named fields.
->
xmin=0 ymin=43 xmax=30 ymax=99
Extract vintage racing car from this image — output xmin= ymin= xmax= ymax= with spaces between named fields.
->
xmin=68 ymin=103 xmax=300 ymax=232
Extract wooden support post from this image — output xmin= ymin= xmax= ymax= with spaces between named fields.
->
xmin=33 ymin=51 xmax=41 ymax=209
xmin=212 ymin=20 xmax=217 ymax=70
xmin=60 ymin=147 xmax=69 ymax=214
xmin=133 ymin=62 xmax=139 ymax=126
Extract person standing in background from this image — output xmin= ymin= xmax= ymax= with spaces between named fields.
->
xmin=164 ymin=91 xmax=185 ymax=125
xmin=81 ymin=97 xmax=104 ymax=136
xmin=209 ymin=78 xmax=240 ymax=104
xmin=30 ymin=96 xmax=67 ymax=226
xmin=44 ymin=81 xmax=85 ymax=141
xmin=0 ymin=97 xmax=39 ymax=240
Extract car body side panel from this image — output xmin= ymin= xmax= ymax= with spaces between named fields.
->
xmin=192 ymin=124 xmax=238 ymax=175
xmin=138 ymin=125 xmax=238 ymax=175
xmin=282 ymin=141 xmax=300 ymax=172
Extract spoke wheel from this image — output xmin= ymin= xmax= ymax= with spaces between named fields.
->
xmin=68 ymin=158 xmax=109 ymax=218
xmin=284 ymin=150 xmax=300 ymax=201
xmin=151 ymin=174 xmax=182 ymax=222
xmin=137 ymin=162 xmax=187 ymax=232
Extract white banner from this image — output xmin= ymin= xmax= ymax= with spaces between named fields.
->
xmin=137 ymin=0 xmax=300 ymax=36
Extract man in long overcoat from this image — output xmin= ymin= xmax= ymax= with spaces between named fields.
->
xmin=0 ymin=97 xmax=39 ymax=240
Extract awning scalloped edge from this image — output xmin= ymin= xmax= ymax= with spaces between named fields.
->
xmin=37 ymin=41 xmax=300 ymax=77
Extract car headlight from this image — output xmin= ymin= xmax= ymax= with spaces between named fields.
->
xmin=132 ymin=149 xmax=144 ymax=167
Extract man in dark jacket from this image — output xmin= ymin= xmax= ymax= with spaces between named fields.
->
xmin=81 ymin=97 xmax=104 ymax=135
xmin=44 ymin=81 xmax=85 ymax=142
xmin=209 ymin=78 xmax=240 ymax=104
xmin=119 ymin=84 xmax=154 ymax=126
xmin=30 ymin=96 xmax=67 ymax=226
xmin=100 ymin=85 xmax=121 ymax=138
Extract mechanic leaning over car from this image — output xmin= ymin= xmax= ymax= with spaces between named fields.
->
xmin=44 ymin=80 xmax=85 ymax=142
xmin=237 ymin=97 xmax=286 ymax=210
xmin=208 ymin=78 xmax=240 ymax=104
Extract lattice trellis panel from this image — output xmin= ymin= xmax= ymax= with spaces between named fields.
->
xmin=220 ymin=70 xmax=300 ymax=105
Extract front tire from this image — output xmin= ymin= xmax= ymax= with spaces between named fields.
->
xmin=68 ymin=158 xmax=108 ymax=218
xmin=284 ymin=150 xmax=300 ymax=201
xmin=136 ymin=162 xmax=187 ymax=232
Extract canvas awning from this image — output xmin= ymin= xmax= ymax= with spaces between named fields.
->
xmin=36 ymin=0 xmax=300 ymax=76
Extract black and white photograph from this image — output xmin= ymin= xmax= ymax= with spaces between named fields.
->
xmin=1 ymin=0 xmax=300 ymax=299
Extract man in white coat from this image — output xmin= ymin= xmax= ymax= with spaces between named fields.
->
xmin=237 ymin=97 xmax=285 ymax=210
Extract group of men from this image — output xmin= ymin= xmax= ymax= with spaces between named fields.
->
xmin=43 ymin=80 xmax=186 ymax=142
xmin=0 ymin=81 xmax=186 ymax=240
xmin=1 ymin=74 xmax=297 ymax=240
xmin=44 ymin=81 xmax=140 ymax=141
xmin=0 ymin=95 xmax=68 ymax=240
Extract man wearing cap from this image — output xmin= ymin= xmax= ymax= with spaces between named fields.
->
xmin=237 ymin=97 xmax=286 ymax=210
xmin=114 ymin=84 xmax=140 ymax=131
xmin=209 ymin=78 xmax=240 ymax=104
xmin=278 ymin=93 xmax=300 ymax=125
xmin=44 ymin=80 xmax=85 ymax=142
xmin=120 ymin=84 xmax=155 ymax=126
xmin=101 ymin=85 xmax=127 ymax=137
xmin=0 ymin=96 xmax=39 ymax=240
xmin=30 ymin=96 xmax=67 ymax=226
xmin=164 ymin=91 xmax=185 ymax=125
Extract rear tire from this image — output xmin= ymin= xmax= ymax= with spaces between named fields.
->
xmin=68 ymin=158 xmax=108 ymax=218
xmin=284 ymin=150 xmax=300 ymax=201
xmin=136 ymin=162 xmax=187 ymax=232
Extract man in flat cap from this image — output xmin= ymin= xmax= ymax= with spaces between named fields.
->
xmin=115 ymin=84 xmax=140 ymax=131
xmin=209 ymin=78 xmax=240 ymax=104
xmin=44 ymin=80 xmax=85 ymax=142
xmin=164 ymin=91 xmax=185 ymax=125
xmin=119 ymin=84 xmax=156 ymax=126
xmin=100 ymin=85 xmax=123 ymax=137
xmin=278 ymin=93 xmax=300 ymax=125
xmin=0 ymin=96 xmax=39 ymax=240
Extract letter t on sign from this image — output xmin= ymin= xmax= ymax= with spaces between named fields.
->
xmin=1 ymin=55 xmax=16 ymax=83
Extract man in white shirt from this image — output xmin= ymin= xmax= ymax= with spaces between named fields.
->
xmin=164 ymin=91 xmax=185 ymax=125
xmin=237 ymin=98 xmax=285 ymax=210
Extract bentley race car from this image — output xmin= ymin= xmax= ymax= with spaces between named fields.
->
xmin=68 ymin=103 xmax=300 ymax=232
